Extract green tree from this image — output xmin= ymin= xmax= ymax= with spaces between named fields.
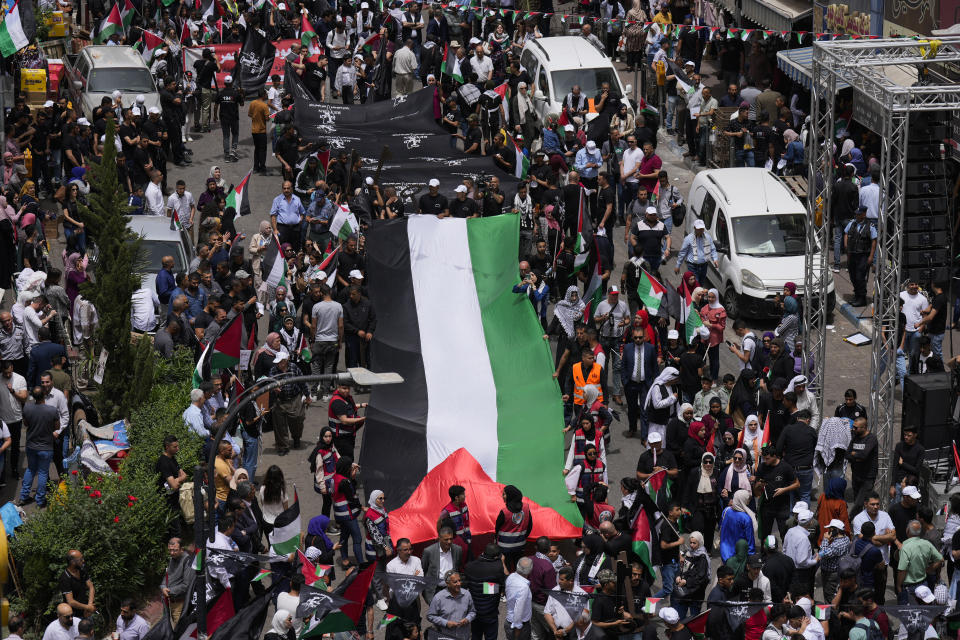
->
xmin=78 ymin=120 xmax=147 ymax=421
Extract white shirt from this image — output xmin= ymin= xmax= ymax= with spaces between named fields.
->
xmin=621 ymin=147 xmax=644 ymax=184
xmin=42 ymin=618 xmax=79 ymax=640
xmin=544 ymin=585 xmax=586 ymax=629
xmin=166 ymin=191 xmax=195 ymax=226
xmin=594 ymin=299 xmax=629 ymax=338
xmin=504 ymin=573 xmax=532 ymax=627
xmin=393 ymin=46 xmax=418 ymax=75
xmin=0 ymin=371 xmax=26 ymax=422
xmin=471 ymin=54 xmax=494 ymax=81
xmin=326 ymin=28 xmax=350 ymax=59
xmin=22 ymin=305 xmax=43 ymax=350
xmin=145 ymin=181 xmax=165 ymax=216
xmin=386 ymin=555 xmax=424 ymax=576
xmin=900 ymin=290 xmax=928 ymax=334
xmin=115 ymin=614 xmax=150 ymax=640
xmin=852 ymin=509 xmax=896 ymax=564
xmin=859 ymin=182 xmax=880 ymax=220
xmin=268 ymin=86 xmax=284 ymax=112
xmin=739 ymin=332 xmax=757 ymax=371
xmin=437 ymin=548 xmax=454 ymax=581
xmin=130 ymin=288 xmax=160 ymax=332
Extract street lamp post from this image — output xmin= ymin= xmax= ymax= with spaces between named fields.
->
xmin=193 ymin=367 xmax=402 ymax=639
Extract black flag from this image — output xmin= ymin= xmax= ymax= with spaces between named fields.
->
xmin=237 ymin=27 xmax=276 ymax=95
xmin=383 ymin=573 xmax=430 ymax=607
xmin=883 ymin=605 xmax=944 ymax=640
xmin=545 ymin=589 xmax=593 ymax=622
xmin=209 ymin=590 xmax=274 ymax=640
xmin=296 ymin=584 xmax=355 ymax=618
xmin=722 ymin=602 xmax=766 ymax=632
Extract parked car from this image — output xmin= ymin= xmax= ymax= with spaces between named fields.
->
xmin=687 ymin=168 xmax=836 ymax=319
xmin=520 ymin=36 xmax=634 ymax=126
xmin=126 ymin=216 xmax=195 ymax=295
xmin=62 ymin=46 xmax=160 ymax=120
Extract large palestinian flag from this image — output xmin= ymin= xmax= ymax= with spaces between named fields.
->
xmin=360 ymin=216 xmax=580 ymax=525
xmin=225 ymin=170 xmax=252 ymax=218
xmin=192 ymin=313 xmax=242 ymax=387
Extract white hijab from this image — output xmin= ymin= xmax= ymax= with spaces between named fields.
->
xmin=644 ymin=367 xmax=679 ymax=410
xmin=730 ymin=488 xmax=758 ymax=538
xmin=271 ymin=610 xmax=292 ymax=636
xmin=742 ymin=414 xmax=760 ymax=448
xmin=707 ymin=288 xmax=722 ymax=310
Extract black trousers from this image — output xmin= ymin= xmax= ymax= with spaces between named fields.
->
xmin=848 ymin=252 xmax=869 ymax=300
xmin=7 ymin=419 xmax=21 ymax=478
xmin=277 ymin=223 xmax=301 ymax=252
xmin=252 ymin=133 xmax=268 ymax=171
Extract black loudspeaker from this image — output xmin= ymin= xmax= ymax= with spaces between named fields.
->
xmin=902 ymin=371 xmax=954 ymax=449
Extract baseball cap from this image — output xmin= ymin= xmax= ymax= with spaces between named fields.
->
xmin=914 ymin=585 xmax=936 ymax=604
xmin=361 ymin=1 xmax=369 ymax=6
xmin=585 ymin=140 xmax=597 ymax=151
xmin=428 ymin=178 xmax=440 ymax=187
xmin=667 ymin=329 xmax=679 ymax=340
xmin=563 ymin=124 xmax=574 ymax=132
xmin=224 ymin=74 xmax=233 ymax=83
xmin=273 ymin=350 xmax=290 ymax=363
xmin=645 ymin=206 xmax=658 ymax=216
xmin=455 ymin=185 xmax=468 ymax=193
xmin=77 ymin=117 xmax=90 ymax=126
xmin=609 ymin=285 xmax=619 ymax=294
xmin=739 ymin=101 xmax=750 ymax=109
xmin=798 ymin=510 xmax=814 ymax=524
xmin=234 ymin=269 xmax=251 ymax=279
xmin=349 ymin=270 xmax=364 ymax=280
xmin=647 ymin=432 xmax=662 ymax=444
xmin=857 ymin=204 xmax=868 ymax=213
xmin=658 ymin=608 xmax=679 ymax=625
xmin=792 ymin=501 xmax=808 ymax=515
xmin=746 ymin=555 xmax=763 ymax=568
xmin=596 ymin=569 xmax=616 ymax=584
xmin=136 ymin=94 xmax=146 ymax=103
xmin=112 ymin=90 xmax=122 ymax=99
xmin=365 ymin=176 xmax=374 ymax=185
xmin=904 ymin=485 xmax=921 ymax=499
xmin=693 ymin=219 xmax=705 ymax=229
xmin=827 ymin=519 xmax=846 ymax=531
xmin=148 ymin=106 xmax=161 ymax=115
xmin=684 ymin=60 xmax=695 ymax=67
xmin=43 ymin=100 xmax=54 ymax=108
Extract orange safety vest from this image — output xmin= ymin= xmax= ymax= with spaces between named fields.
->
xmin=572 ymin=362 xmax=604 ymax=406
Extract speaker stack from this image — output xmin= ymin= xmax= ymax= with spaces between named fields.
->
xmin=902 ymin=112 xmax=951 ymax=286
xmin=902 ymin=371 xmax=955 ymax=450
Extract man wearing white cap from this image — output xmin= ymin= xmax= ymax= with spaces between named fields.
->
xmin=574 ymin=140 xmax=603 ymax=217
xmin=449 ymin=184 xmax=478 ymax=219
xmin=782 ymin=508 xmax=818 ymax=597
xmin=268 ymin=350 xmax=311 ymax=455
xmin=632 ymin=205 xmax=670 ymax=270
xmin=895 ymin=519 xmax=942 ymax=604
xmin=817 ymin=519 xmax=851 ymax=602
xmin=657 ymin=608 xmax=691 ymax=639
xmin=418 ymin=178 xmax=449 ymax=217
xmin=594 ymin=287 xmax=629 ymax=405
xmin=216 ymin=74 xmax=243 ymax=162
xmin=356 ymin=2 xmax=375 ymax=40
xmin=674 ymin=219 xmax=718 ymax=285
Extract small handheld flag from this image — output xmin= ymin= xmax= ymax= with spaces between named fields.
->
xmin=814 ymin=605 xmax=830 ymax=621
xmin=482 ymin=582 xmax=499 ymax=594
xmin=379 ymin=614 xmax=398 ymax=629
xmin=642 ymin=598 xmax=661 ymax=614
xmin=251 ymin=569 xmax=272 ymax=582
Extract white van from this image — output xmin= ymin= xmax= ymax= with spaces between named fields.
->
xmin=687 ymin=168 xmax=836 ymax=319
xmin=519 ymin=36 xmax=634 ymax=126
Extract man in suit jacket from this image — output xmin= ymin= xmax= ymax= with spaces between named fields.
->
xmin=26 ymin=326 xmax=66 ymax=388
xmin=620 ymin=329 xmax=658 ymax=441
xmin=422 ymin=527 xmax=464 ymax=602
xmin=909 ymin=335 xmax=944 ymax=375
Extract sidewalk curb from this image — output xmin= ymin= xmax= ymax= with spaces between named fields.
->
xmin=838 ymin=302 xmax=874 ymax=336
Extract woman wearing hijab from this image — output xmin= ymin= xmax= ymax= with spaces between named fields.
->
xmin=738 ymin=414 xmax=763 ymax=471
xmin=683 ymin=453 xmax=721 ymax=553
xmin=719 ymin=448 xmax=752 ymax=508
xmin=644 ymin=366 xmax=679 ymax=446
xmin=728 ymin=368 xmax=761 ymax=426
xmin=496 ymin=484 xmax=533 ymax=570
xmin=623 ymin=0 xmax=647 ymax=72
xmin=278 ymin=315 xmax=301 ymax=356
xmin=714 ymin=426 xmax=741 ymax=470
xmin=304 ymin=514 xmax=338 ymax=566
xmin=699 ymin=288 xmax=726 ymax=380
xmin=719 ymin=488 xmax=756 ymax=563
xmin=674 ymin=530 xmax=710 ymax=620
xmin=816 ymin=477 xmax=850 ymax=544
xmin=363 ymin=489 xmax=393 ymax=564
xmin=309 ymin=426 xmax=340 ymax=522
xmin=725 ymin=538 xmax=750 ymax=580
xmin=333 ymin=456 xmax=364 ymax=563
xmin=574 ymin=533 xmax=613 ymax=588
xmin=775 ymin=294 xmax=800 ymax=348
xmin=681 ymin=420 xmax=709 ymax=481
xmin=564 ymin=413 xmax=607 ymax=473
xmin=264 ymin=610 xmax=295 ymax=640
xmin=701 ymin=396 xmax=734 ymax=445
xmin=676 ymin=270 xmax=698 ymax=340
xmin=549 ymin=285 xmax=584 ymax=368
xmin=666 ymin=403 xmax=695 ymax=474
xmin=64 ymin=253 xmax=89 ymax=316
xmin=783 ymin=129 xmax=804 ymax=175
xmin=565 ymin=443 xmax=608 ymax=522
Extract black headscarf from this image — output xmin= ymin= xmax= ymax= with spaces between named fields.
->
xmin=335 ymin=456 xmax=354 ymax=478
xmin=504 ymin=485 xmax=524 ymax=512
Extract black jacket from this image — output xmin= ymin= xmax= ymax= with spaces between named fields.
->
xmin=463 ymin=554 xmax=505 ymax=621
xmin=342 ymin=297 xmax=377 ymax=334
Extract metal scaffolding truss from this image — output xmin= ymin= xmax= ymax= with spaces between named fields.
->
xmin=805 ymin=37 xmax=960 ymax=498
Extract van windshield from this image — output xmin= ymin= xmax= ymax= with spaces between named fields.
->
xmin=89 ymin=68 xmax=156 ymax=93
xmin=731 ymin=214 xmax=807 ymax=256
xmin=550 ymin=68 xmax=620 ymax=103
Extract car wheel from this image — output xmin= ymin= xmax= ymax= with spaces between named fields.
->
xmin=724 ymin=286 xmax=740 ymax=319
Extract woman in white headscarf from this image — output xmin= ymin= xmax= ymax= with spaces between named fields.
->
xmin=739 ymin=414 xmax=763 ymax=471
xmin=682 ymin=452 xmax=721 ymax=554
xmin=362 ymin=489 xmax=393 ymax=563
xmin=675 ymin=530 xmax=711 ymax=620
xmin=264 ymin=610 xmax=295 ymax=640
xmin=720 ymin=447 xmax=752 ymax=506
xmin=719 ymin=488 xmax=757 ymax=563
xmin=643 ymin=366 xmax=679 ymax=446
xmin=786 ymin=374 xmax=820 ymax=429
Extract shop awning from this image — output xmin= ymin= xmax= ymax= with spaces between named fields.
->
xmin=716 ymin=0 xmax=812 ymax=32
xmin=776 ymin=47 xmax=852 ymax=90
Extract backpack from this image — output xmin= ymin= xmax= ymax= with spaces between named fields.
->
xmin=744 ymin=334 xmax=764 ymax=372
xmin=838 ymin=539 xmax=864 ymax=575
xmin=852 ymin=620 xmax=885 ymax=640
xmin=179 ymin=482 xmax=196 ymax=525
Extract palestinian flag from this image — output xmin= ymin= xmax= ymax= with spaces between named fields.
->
xmin=358 ymin=216 xmax=580 ymax=524
xmin=119 ymin=0 xmax=136 ymax=31
xmin=379 ymin=615 xmax=398 ymax=629
xmin=317 ymin=244 xmax=339 ymax=273
xmin=582 ymin=251 xmax=603 ymax=323
xmin=137 ymin=30 xmax=165 ymax=63
xmin=192 ymin=313 xmax=242 ymax=387
xmin=508 ymin=134 xmax=529 ymax=180
xmin=179 ymin=19 xmax=191 ymax=44
xmin=356 ymin=31 xmax=382 ymax=55
xmin=645 ymin=468 xmax=668 ymax=501
xmin=296 ymin=549 xmax=322 ymax=586
xmin=681 ymin=609 xmax=710 ymax=639
xmin=440 ymin=43 xmax=463 ymax=83
xmin=814 ymin=605 xmax=830 ymax=621
xmin=680 ymin=279 xmax=704 ymax=344
xmin=192 ymin=549 xmax=203 ymax=571
xmin=226 ymin=170 xmax=252 ymax=218
xmin=953 ymin=441 xmax=960 ymax=478
xmin=636 ymin=268 xmax=667 ymax=316
xmin=251 ymin=569 xmax=271 ymax=582
xmin=482 ymin=582 xmax=499 ymax=594
xmin=170 ymin=210 xmax=183 ymax=231
xmin=299 ymin=564 xmax=376 ymax=637
xmin=268 ymin=488 xmax=302 ymax=555
xmin=299 ymin=12 xmax=317 ymax=49
xmin=262 ymin=235 xmax=288 ymax=289
xmin=642 ymin=598 xmax=661 ymax=614
xmin=630 ymin=499 xmax=657 ymax=581
xmin=200 ymin=0 xmax=215 ymax=22
xmin=329 ymin=206 xmax=358 ymax=241
xmin=492 ymin=81 xmax=510 ymax=104
xmin=557 ymin=110 xmax=570 ymax=128
xmin=0 ymin=0 xmax=35 ymax=58
xmin=572 ymin=187 xmax=590 ymax=274
xmin=95 ymin=3 xmax=123 ymax=43
xmin=298 ymin=334 xmax=312 ymax=363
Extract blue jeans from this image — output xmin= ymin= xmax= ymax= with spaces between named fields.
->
xmin=931 ymin=333 xmax=944 ymax=360
xmin=63 ymin=227 xmax=87 ymax=254
xmin=898 ymin=581 xmax=921 ymax=604
xmin=674 ymin=601 xmax=700 ymax=622
xmin=654 ymin=562 xmax=677 ymax=600
xmin=734 ymin=148 xmax=755 ymax=167
xmin=905 ymin=331 xmax=921 ymax=360
xmin=662 ymin=215 xmax=673 ymax=235
xmin=666 ymin=95 xmax=679 ymax=131
xmin=793 ymin=468 xmax=813 ymax=506
xmin=241 ymin=431 xmax=259 ymax=479
xmin=337 ymin=517 xmax=364 ymax=564
xmin=20 ymin=448 xmax=53 ymax=505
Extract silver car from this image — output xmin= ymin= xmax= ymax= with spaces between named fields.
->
xmin=63 ymin=46 xmax=161 ymax=120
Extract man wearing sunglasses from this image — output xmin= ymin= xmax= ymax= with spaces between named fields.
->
xmin=620 ymin=330 xmax=657 ymax=440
